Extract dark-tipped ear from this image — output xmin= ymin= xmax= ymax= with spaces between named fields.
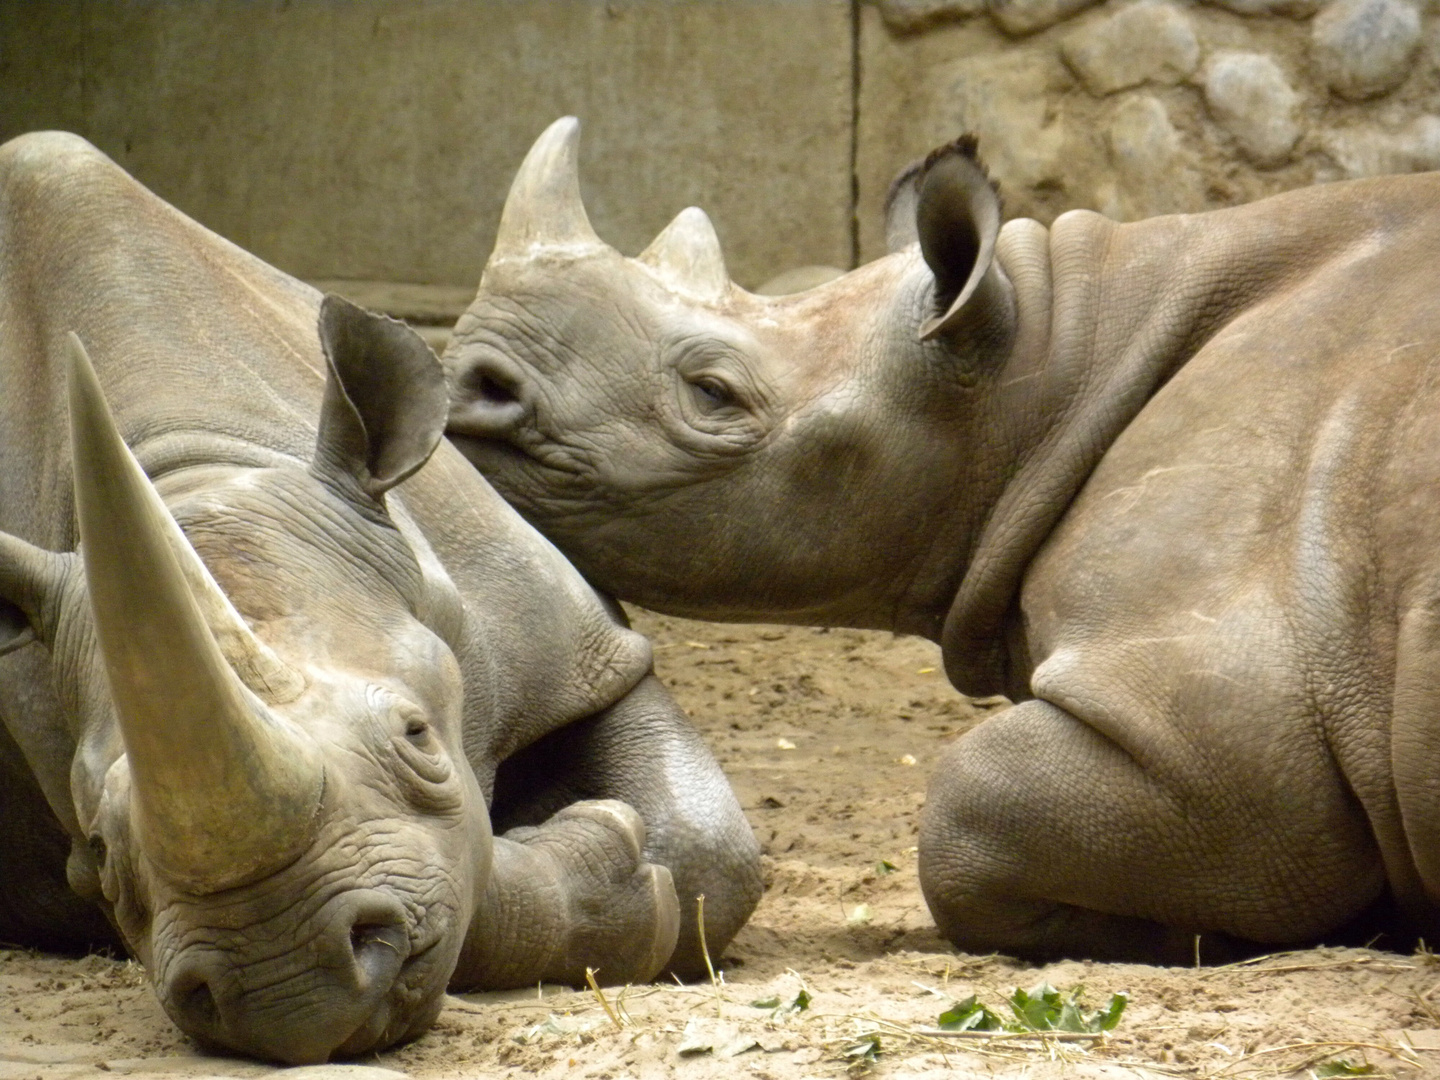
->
xmin=0 ymin=534 xmax=67 ymax=656
xmin=313 ymin=294 xmax=448 ymax=502
xmin=914 ymin=136 xmax=1004 ymax=342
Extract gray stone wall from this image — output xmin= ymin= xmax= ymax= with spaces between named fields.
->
xmin=0 ymin=0 xmax=853 ymax=289
xmin=4 ymin=0 xmax=1438 ymax=285
xmin=859 ymin=0 xmax=1440 ymax=260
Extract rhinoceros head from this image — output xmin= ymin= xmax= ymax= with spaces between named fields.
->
xmin=1 ymin=300 xmax=486 ymax=1062
xmin=447 ymin=119 xmax=1018 ymax=638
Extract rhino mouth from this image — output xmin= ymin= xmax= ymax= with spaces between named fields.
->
xmin=449 ymin=428 xmax=592 ymax=490
xmin=155 ymin=889 xmax=456 ymax=1064
xmin=449 ymin=431 xmax=535 ymax=485
xmin=171 ymin=935 xmax=447 ymax=1063
xmin=331 ymin=943 xmax=447 ymax=1058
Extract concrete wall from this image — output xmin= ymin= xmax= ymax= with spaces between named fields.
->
xmin=0 ymin=0 xmax=854 ymax=289
xmin=4 ymin=0 xmax=1439 ymax=289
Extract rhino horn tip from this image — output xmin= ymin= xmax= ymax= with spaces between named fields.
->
xmin=636 ymin=206 xmax=730 ymax=302
xmin=490 ymin=115 xmax=607 ymax=263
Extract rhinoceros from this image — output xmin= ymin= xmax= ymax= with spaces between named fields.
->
xmin=0 ymin=131 xmax=759 ymax=1063
xmin=446 ymin=117 xmax=1440 ymax=964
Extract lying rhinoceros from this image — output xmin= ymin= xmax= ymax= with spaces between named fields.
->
xmin=0 ymin=131 xmax=759 ymax=1063
xmin=447 ymin=117 xmax=1440 ymax=965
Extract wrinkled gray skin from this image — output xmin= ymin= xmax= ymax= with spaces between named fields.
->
xmin=0 ymin=132 xmax=759 ymax=1064
xmin=449 ymin=117 xmax=1440 ymax=964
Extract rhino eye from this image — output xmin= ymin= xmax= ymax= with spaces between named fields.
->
xmin=383 ymin=696 xmax=435 ymax=748
xmin=689 ymin=376 xmax=738 ymax=411
xmin=391 ymin=714 xmax=455 ymax=798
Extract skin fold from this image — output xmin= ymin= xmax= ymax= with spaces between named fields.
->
xmin=447 ymin=117 xmax=1440 ymax=964
xmin=0 ymin=132 xmax=759 ymax=1064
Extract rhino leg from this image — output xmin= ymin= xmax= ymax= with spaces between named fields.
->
xmin=451 ymin=799 xmax=678 ymax=989
xmin=0 ymin=647 xmax=119 ymax=953
xmin=490 ymin=675 xmax=762 ymax=980
xmin=919 ymin=699 xmax=1383 ymax=964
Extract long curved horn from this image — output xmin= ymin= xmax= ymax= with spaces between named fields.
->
xmin=154 ymin=497 xmax=305 ymax=705
xmin=67 ymin=334 xmax=323 ymax=894
xmin=636 ymin=207 xmax=730 ymax=302
xmin=488 ymin=116 xmax=605 ymax=264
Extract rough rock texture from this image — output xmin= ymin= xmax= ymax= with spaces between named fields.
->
xmin=1320 ymin=115 xmax=1440 ymax=176
xmin=991 ymin=0 xmax=1105 ymax=35
xmin=858 ymin=0 xmax=1440 ymax=263
xmin=1311 ymin=0 xmax=1422 ymax=101
xmin=1097 ymin=92 xmax=1207 ymax=217
xmin=876 ymin=0 xmax=987 ymax=34
xmin=1200 ymin=0 xmax=1320 ymax=15
xmin=1061 ymin=0 xmax=1200 ymax=95
xmin=932 ymin=50 xmax=1074 ymax=192
xmin=1201 ymin=50 xmax=1303 ymax=166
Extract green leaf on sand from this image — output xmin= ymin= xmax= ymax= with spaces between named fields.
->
xmin=938 ymin=985 xmax=1128 ymax=1035
xmin=1314 ymin=1059 xmax=1377 ymax=1077
xmin=937 ymin=995 xmax=1007 ymax=1032
xmin=843 ymin=1033 xmax=881 ymax=1064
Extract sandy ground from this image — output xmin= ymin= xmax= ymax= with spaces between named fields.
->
xmin=4 ymin=612 xmax=1440 ymax=1080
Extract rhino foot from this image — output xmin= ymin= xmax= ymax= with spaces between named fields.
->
xmin=521 ymin=800 xmax=681 ymax=986
xmin=453 ymin=799 xmax=679 ymax=990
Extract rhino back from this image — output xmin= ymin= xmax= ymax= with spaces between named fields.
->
xmin=0 ymin=132 xmax=324 ymax=554
xmin=1019 ymin=180 xmax=1440 ymax=913
xmin=944 ymin=172 xmax=1440 ymax=696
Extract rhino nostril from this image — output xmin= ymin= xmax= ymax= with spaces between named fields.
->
xmin=187 ymin=981 xmax=218 ymax=1024
xmin=478 ymin=373 xmax=518 ymax=406
xmin=348 ymin=921 xmax=409 ymax=987
xmin=171 ymin=971 xmax=219 ymax=1028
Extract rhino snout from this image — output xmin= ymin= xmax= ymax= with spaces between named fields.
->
xmin=160 ymin=889 xmax=420 ymax=1064
xmin=448 ymin=350 xmax=530 ymax=437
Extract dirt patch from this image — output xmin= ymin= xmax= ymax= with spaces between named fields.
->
xmin=3 ymin=610 xmax=1438 ymax=1079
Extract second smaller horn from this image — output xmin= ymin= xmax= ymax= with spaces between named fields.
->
xmin=636 ymin=207 xmax=730 ymax=302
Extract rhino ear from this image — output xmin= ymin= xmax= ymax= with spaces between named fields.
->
xmin=0 ymin=534 xmax=67 ymax=656
xmin=883 ymin=157 xmax=924 ymax=254
xmin=313 ymin=294 xmax=448 ymax=501
xmin=914 ymin=136 xmax=1007 ymax=342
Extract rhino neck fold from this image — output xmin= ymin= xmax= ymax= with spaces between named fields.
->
xmin=940 ymin=201 xmax=1342 ymax=697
